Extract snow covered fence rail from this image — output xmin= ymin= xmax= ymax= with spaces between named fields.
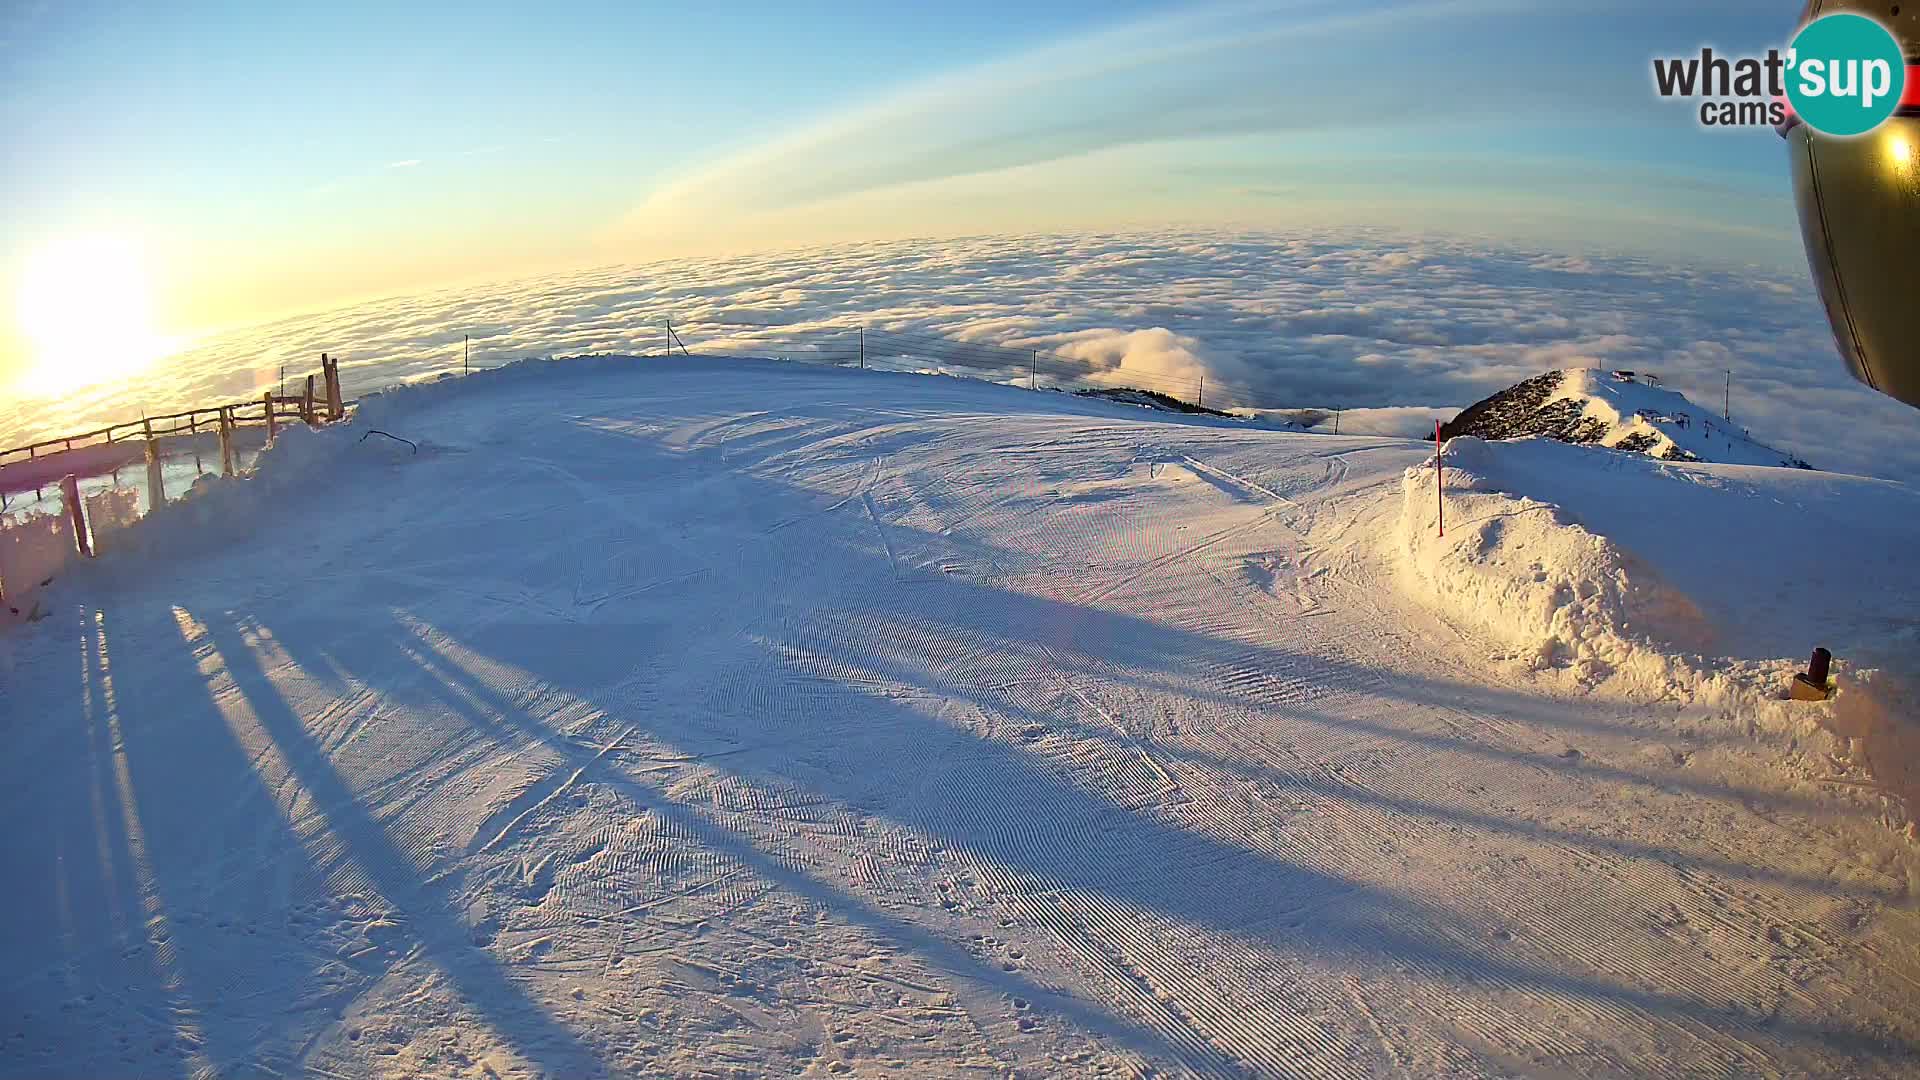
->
xmin=0 ymin=355 xmax=346 ymax=487
xmin=0 ymin=355 xmax=352 ymax=621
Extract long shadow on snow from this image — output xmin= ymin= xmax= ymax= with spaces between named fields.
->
xmin=474 ymin=404 xmax=1812 ymax=795
xmin=0 ymin=606 xmax=195 ymax=1078
xmin=2 ymin=600 xmax=596 ymax=1078
xmin=41 ymin=374 xmax=1907 ymax=1074
xmin=240 ymin=518 xmax=1912 ymax=1071
xmin=803 ymin=574 xmax=1864 ymax=844
xmin=380 ymin=414 xmax=1913 ymax=1065
xmin=515 ymin=398 xmax=1812 ymax=815
xmin=828 ymin=621 xmax=1897 ymax=903
xmin=179 ymin=608 xmax=609 ymax=1076
xmin=239 ymin=598 xmax=1240 ymax=1072
xmin=409 ymin=598 xmax=1919 ymax=1070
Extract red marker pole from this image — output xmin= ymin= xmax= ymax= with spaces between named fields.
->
xmin=1435 ymin=419 xmax=1445 ymax=538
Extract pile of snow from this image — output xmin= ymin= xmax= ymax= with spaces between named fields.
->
xmin=59 ymin=359 xmax=645 ymax=570
xmin=88 ymin=422 xmax=357 ymax=568
xmin=1397 ymin=434 xmax=1920 ymax=716
xmin=1831 ymin=665 xmax=1920 ymax=810
xmin=0 ymin=509 xmax=77 ymax=624
xmin=1441 ymin=368 xmax=1810 ymax=469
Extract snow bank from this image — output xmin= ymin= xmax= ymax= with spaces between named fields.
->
xmin=1397 ymin=437 xmax=1713 ymax=693
xmin=0 ymin=509 xmax=76 ymax=624
xmin=1831 ymin=663 xmax=1920 ymax=814
xmin=27 ymin=354 xmax=798 ymax=587
xmin=95 ymin=421 xmax=363 ymax=568
xmin=1397 ymin=435 xmax=1920 ymax=724
xmin=82 ymin=486 xmax=140 ymax=548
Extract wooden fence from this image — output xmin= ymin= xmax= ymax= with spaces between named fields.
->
xmin=0 ymin=355 xmax=349 ymax=616
xmin=1 ymin=354 xmax=346 ymax=472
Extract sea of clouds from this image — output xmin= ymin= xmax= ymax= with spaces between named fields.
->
xmin=7 ymin=228 xmax=1916 ymax=483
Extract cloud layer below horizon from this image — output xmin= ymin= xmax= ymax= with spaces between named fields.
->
xmin=6 ymin=229 xmax=1915 ymax=484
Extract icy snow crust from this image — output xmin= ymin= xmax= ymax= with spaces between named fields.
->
xmin=5 ymin=355 xmax=1920 ymax=1078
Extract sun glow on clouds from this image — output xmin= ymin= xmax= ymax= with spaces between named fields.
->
xmin=4 ymin=229 xmax=1910 ymax=487
xmin=13 ymin=232 xmax=178 ymax=398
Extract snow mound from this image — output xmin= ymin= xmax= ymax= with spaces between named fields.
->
xmin=1397 ymin=438 xmax=1710 ymax=691
xmin=1398 ymin=436 xmax=1920 ymax=703
xmin=0 ymin=510 xmax=76 ymax=625
xmin=1832 ymin=664 xmax=1920 ymax=810
xmin=97 ymin=422 xmax=359 ymax=566
xmin=1441 ymin=368 xmax=1810 ymax=469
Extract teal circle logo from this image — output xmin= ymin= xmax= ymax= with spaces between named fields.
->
xmin=1787 ymin=13 xmax=1907 ymax=137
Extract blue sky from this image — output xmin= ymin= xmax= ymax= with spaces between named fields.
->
xmin=1 ymin=0 xmax=1816 ymax=392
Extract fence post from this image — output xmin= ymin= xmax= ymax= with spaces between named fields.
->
xmin=144 ymin=423 xmax=166 ymax=510
xmin=303 ymin=375 xmax=318 ymax=427
xmin=60 ymin=474 xmax=93 ymax=559
xmin=324 ymin=354 xmax=343 ymax=421
xmin=218 ymin=406 xmax=236 ymax=476
xmin=264 ymin=392 xmax=277 ymax=444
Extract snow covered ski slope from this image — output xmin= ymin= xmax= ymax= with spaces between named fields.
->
xmin=5 ymin=356 xmax=1919 ymax=1078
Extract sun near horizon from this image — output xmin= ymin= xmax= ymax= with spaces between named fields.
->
xmin=11 ymin=230 xmax=182 ymax=399
xmin=0 ymin=1 xmax=1811 ymax=419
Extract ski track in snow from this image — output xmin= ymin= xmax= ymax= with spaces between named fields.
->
xmin=4 ymin=358 xmax=1919 ymax=1079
